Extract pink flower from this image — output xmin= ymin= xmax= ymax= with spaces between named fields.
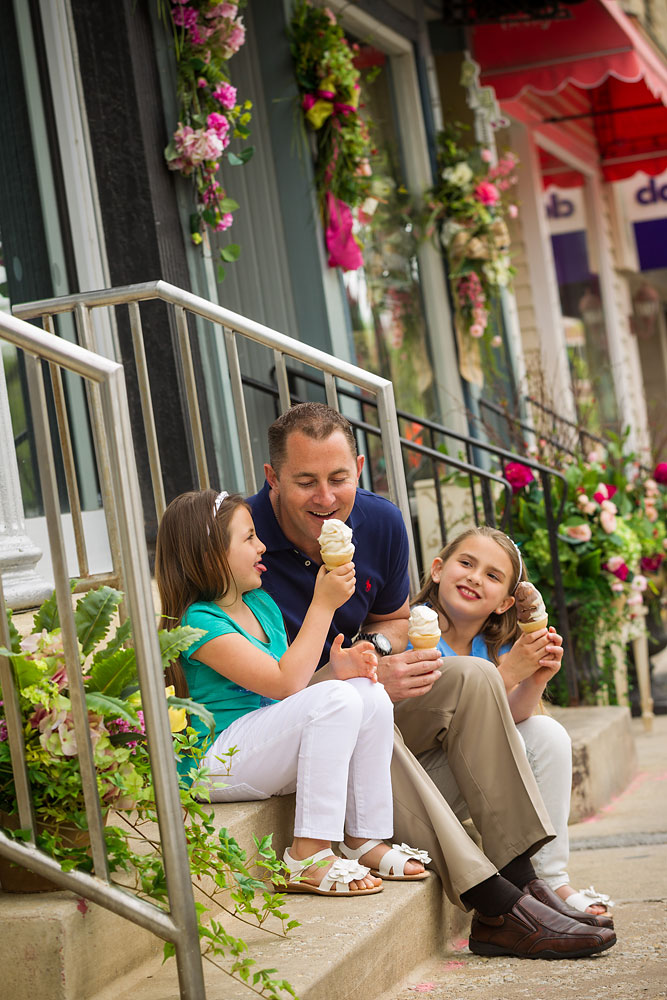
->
xmin=222 ymin=18 xmax=245 ymax=57
xmin=213 ymin=82 xmax=237 ymax=109
xmin=170 ymin=124 xmax=223 ymax=172
xmin=207 ymin=2 xmax=238 ymax=16
xmin=611 ymin=581 xmax=625 ymax=593
xmin=654 ymin=462 xmax=667 ymax=485
xmin=627 ymin=591 xmax=643 ymax=607
xmin=491 ymin=335 xmax=502 ymax=347
xmin=508 ymin=204 xmax=518 ymax=219
xmin=469 ymin=323 xmax=484 ymax=338
xmin=565 ymin=523 xmax=592 ymax=542
xmin=583 ymin=501 xmax=597 ymax=515
xmin=646 ymin=505 xmax=659 ymax=522
xmin=593 ymin=483 xmax=617 ymax=504
xmin=215 ymin=213 xmax=234 ymax=231
xmin=600 ymin=499 xmax=617 ymax=514
xmin=207 ymin=112 xmax=230 ymax=146
xmin=606 ymin=555 xmax=626 ymax=573
xmin=197 ymin=77 xmax=207 ymax=89
xmin=599 ymin=509 xmax=617 ymax=534
xmin=480 ymin=148 xmax=493 ymax=163
xmin=632 ymin=574 xmax=648 ymax=592
xmin=474 ymin=180 xmax=500 ymax=206
xmin=505 ymin=461 xmax=535 ymax=493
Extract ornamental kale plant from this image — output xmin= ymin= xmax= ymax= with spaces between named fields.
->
xmin=0 ymin=586 xmax=297 ymax=999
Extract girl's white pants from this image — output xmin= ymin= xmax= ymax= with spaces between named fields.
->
xmin=516 ymin=714 xmax=573 ymax=890
xmin=200 ymin=678 xmax=395 ymax=842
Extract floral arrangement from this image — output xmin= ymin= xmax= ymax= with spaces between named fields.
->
xmin=1 ymin=586 xmax=297 ymax=997
xmin=289 ymin=0 xmax=377 ymax=271
xmin=502 ymin=439 xmax=667 ymax=701
xmin=422 ymin=123 xmax=518 ymax=344
xmin=162 ymin=0 xmax=254 ymax=279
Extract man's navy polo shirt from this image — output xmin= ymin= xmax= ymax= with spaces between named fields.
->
xmin=247 ymin=481 xmax=410 ymax=668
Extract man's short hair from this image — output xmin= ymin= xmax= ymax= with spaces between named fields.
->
xmin=267 ymin=402 xmax=358 ymax=473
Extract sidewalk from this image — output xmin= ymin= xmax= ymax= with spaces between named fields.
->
xmin=386 ymin=714 xmax=667 ymax=1000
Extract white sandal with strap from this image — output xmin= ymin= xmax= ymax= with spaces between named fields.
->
xmin=564 ymin=886 xmax=614 ymax=913
xmin=339 ymin=839 xmax=431 ymax=880
xmin=275 ymin=848 xmax=383 ymax=896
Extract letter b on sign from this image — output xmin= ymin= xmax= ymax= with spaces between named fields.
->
xmin=546 ymin=193 xmax=574 ymax=219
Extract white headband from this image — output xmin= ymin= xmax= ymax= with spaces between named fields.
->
xmin=509 ymin=537 xmax=523 ymax=591
xmin=207 ymin=490 xmax=229 ymax=536
xmin=213 ymin=491 xmax=229 ymax=516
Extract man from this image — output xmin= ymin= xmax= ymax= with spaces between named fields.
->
xmin=247 ymin=403 xmax=615 ymax=959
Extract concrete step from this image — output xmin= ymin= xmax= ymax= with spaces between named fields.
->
xmin=0 ymin=705 xmax=636 ymax=1000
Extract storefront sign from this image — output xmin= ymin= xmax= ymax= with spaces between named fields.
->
xmin=614 ymin=170 xmax=667 ymax=270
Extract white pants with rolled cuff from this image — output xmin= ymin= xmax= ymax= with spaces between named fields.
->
xmin=200 ymin=677 xmax=395 ymax=842
xmin=516 ymin=713 xmax=573 ymax=890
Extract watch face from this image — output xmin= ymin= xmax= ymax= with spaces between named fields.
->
xmin=372 ymin=633 xmax=392 ymax=656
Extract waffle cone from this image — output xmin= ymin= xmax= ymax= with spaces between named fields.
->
xmin=518 ymin=615 xmax=548 ymax=634
xmin=322 ymin=550 xmax=354 ymax=570
xmin=409 ymin=633 xmax=441 ymax=649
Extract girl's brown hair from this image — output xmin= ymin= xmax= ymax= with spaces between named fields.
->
xmin=155 ymin=489 xmax=249 ymax=696
xmin=412 ymin=525 xmax=526 ymax=665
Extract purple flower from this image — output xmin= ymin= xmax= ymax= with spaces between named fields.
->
xmin=505 ymin=461 xmax=535 ymax=493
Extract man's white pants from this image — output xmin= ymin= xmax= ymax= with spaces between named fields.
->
xmin=201 ymin=678 xmax=395 ymax=842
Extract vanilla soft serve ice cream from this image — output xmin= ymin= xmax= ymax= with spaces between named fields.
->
xmin=408 ymin=605 xmax=441 ymax=649
xmin=318 ymin=519 xmax=355 ymax=569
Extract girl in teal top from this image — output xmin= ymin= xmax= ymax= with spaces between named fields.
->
xmin=155 ymin=488 xmax=429 ymax=897
xmin=410 ymin=525 xmax=612 ymax=918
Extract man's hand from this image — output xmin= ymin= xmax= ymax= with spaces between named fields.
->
xmin=330 ymin=634 xmax=378 ymax=682
xmin=376 ymin=648 xmax=442 ymax=702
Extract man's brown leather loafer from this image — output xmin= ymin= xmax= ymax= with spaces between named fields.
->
xmin=524 ymin=878 xmax=614 ymax=928
xmin=469 ymin=895 xmax=617 ymax=959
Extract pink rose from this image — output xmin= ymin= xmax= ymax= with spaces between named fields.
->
xmin=491 ymin=335 xmax=502 ymax=347
xmin=480 ymin=148 xmax=493 ymax=163
xmin=599 ymin=509 xmax=617 ymax=534
xmin=213 ymin=82 xmax=237 ymax=109
xmin=632 ymin=574 xmax=648 ymax=592
xmin=469 ymin=323 xmax=484 ymax=338
xmin=222 ymin=18 xmax=245 ymax=57
xmin=565 ymin=523 xmax=592 ymax=542
xmin=654 ymin=463 xmax=667 ymax=485
xmin=474 ymin=181 xmax=500 ymax=206
xmin=508 ymin=204 xmax=518 ymax=219
xmin=593 ymin=483 xmax=617 ymax=504
xmin=600 ymin=499 xmax=617 ymax=513
xmin=207 ymin=112 xmax=230 ymax=146
xmin=611 ymin=581 xmax=625 ymax=593
xmin=505 ymin=461 xmax=535 ymax=493
xmin=627 ymin=591 xmax=643 ymax=607
xmin=646 ymin=506 xmax=659 ymax=522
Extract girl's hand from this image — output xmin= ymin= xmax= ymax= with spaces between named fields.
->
xmin=500 ymin=626 xmax=553 ymax=687
xmin=330 ymin=634 xmax=378 ymax=682
xmin=312 ymin=562 xmax=356 ymax=612
xmin=534 ymin=626 xmax=564 ymax=682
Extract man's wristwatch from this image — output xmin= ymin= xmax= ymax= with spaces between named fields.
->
xmin=353 ymin=632 xmax=392 ymax=657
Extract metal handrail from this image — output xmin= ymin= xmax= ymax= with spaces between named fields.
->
xmin=0 ymin=309 xmax=205 ymax=999
xmin=13 ymin=280 xmax=418 ymax=590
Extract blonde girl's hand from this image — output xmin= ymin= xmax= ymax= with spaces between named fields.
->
xmin=313 ymin=562 xmax=356 ymax=611
xmin=329 ymin=634 xmax=378 ymax=682
xmin=535 ymin=626 xmax=564 ymax=678
xmin=500 ymin=627 xmax=552 ymax=687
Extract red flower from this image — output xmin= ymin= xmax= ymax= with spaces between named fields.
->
xmin=641 ymin=554 xmax=664 ymax=573
xmin=654 ymin=462 xmax=667 ymax=485
xmin=505 ymin=462 xmax=535 ymax=493
xmin=593 ymin=483 xmax=617 ymax=504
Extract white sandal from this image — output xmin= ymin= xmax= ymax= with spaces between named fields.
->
xmin=339 ymin=839 xmax=431 ymax=880
xmin=274 ymin=848 xmax=383 ymax=896
xmin=564 ymin=886 xmax=614 ymax=913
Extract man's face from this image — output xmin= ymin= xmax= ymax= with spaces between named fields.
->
xmin=265 ymin=430 xmax=364 ymax=553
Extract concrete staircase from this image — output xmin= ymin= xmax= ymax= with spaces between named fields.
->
xmin=0 ymin=705 xmax=637 ymax=1000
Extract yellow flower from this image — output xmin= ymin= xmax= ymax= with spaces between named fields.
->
xmin=305 ymin=99 xmax=333 ymax=130
xmin=165 ymin=685 xmax=187 ymax=733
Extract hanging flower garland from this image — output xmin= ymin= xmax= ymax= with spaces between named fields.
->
xmin=161 ymin=0 xmax=254 ymax=279
xmin=288 ymin=1 xmax=377 ymax=271
xmin=422 ymin=123 xmax=519 ymax=345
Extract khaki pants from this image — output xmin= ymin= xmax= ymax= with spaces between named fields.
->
xmin=391 ymin=656 xmax=555 ymax=908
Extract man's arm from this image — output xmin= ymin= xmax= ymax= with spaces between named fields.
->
xmin=362 ymin=598 xmax=411 ymax=653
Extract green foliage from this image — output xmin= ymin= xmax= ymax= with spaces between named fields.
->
xmin=2 ymin=585 xmax=297 ymax=998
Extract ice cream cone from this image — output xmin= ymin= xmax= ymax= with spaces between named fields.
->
xmin=518 ymin=615 xmax=549 ymax=634
xmin=408 ymin=633 xmax=441 ymax=649
xmin=322 ymin=550 xmax=355 ymax=570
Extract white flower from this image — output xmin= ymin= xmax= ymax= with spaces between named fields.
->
xmin=442 ymin=162 xmax=473 ymax=188
xmin=483 ymin=256 xmax=512 ymax=288
xmin=441 ymin=220 xmax=463 ymax=247
xmin=392 ymin=843 xmax=432 ymax=865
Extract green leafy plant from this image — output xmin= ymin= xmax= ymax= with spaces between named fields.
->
xmin=1 ymin=586 xmax=297 ymax=999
